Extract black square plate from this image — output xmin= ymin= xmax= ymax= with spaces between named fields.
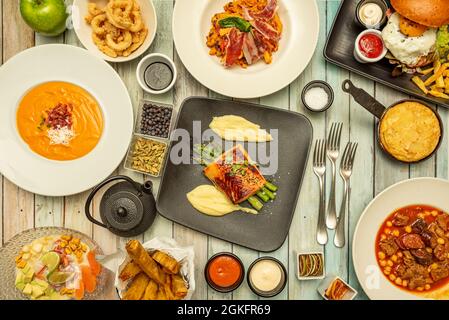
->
xmin=324 ymin=0 xmax=449 ymax=108
xmin=156 ymin=97 xmax=312 ymax=252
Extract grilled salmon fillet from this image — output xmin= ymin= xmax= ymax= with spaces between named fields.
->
xmin=204 ymin=145 xmax=266 ymax=204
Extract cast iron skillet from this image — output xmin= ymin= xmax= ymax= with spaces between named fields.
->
xmin=342 ymin=79 xmax=443 ymax=164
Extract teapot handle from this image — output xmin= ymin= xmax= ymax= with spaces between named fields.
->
xmin=84 ymin=175 xmax=145 ymax=229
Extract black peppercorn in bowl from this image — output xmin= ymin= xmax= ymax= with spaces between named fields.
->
xmin=135 ymin=100 xmax=175 ymax=140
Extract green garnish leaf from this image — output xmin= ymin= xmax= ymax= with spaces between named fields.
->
xmin=218 ymin=17 xmax=252 ymax=33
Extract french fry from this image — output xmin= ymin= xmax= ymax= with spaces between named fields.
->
xmin=434 ymin=60 xmax=442 ymax=73
xmin=424 ymin=65 xmax=448 ymax=86
xmin=445 ymin=78 xmax=449 ymax=94
xmin=412 ymin=76 xmax=428 ymax=94
xmin=436 ymin=76 xmax=446 ymax=88
xmin=419 ymin=67 xmax=434 ymax=76
xmin=430 ymin=85 xmax=443 ymax=93
xmin=429 ymin=90 xmax=449 ymax=99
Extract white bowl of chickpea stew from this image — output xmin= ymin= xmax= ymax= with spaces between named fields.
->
xmin=353 ymin=178 xmax=449 ymax=300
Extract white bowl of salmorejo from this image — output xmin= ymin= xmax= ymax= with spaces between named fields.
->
xmin=72 ymin=0 xmax=157 ymax=62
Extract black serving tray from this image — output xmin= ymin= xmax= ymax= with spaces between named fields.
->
xmin=324 ymin=0 xmax=449 ymax=108
xmin=156 ymin=97 xmax=312 ymax=252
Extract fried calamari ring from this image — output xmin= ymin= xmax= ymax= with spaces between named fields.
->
xmin=128 ymin=10 xmax=144 ymax=33
xmin=91 ymin=14 xmax=108 ymax=35
xmin=92 ymin=33 xmax=118 ymax=58
xmin=123 ymin=27 xmax=147 ymax=57
xmin=103 ymin=21 xmax=121 ymax=39
xmin=106 ymin=30 xmax=133 ymax=51
xmin=105 ymin=0 xmax=134 ymax=29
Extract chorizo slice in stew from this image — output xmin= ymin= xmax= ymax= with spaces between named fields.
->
xmin=410 ymin=249 xmax=433 ymax=266
xmin=411 ymin=218 xmax=427 ymax=234
xmin=400 ymin=234 xmax=425 ymax=249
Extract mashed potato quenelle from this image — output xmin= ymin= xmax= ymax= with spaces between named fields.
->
xmin=379 ymin=101 xmax=441 ymax=162
xmin=187 ymin=185 xmax=257 ymax=217
xmin=209 ymin=115 xmax=273 ymax=142
xmin=17 ymin=82 xmax=104 ymax=161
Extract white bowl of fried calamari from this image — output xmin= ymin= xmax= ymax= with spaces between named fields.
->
xmin=72 ymin=0 xmax=157 ymax=62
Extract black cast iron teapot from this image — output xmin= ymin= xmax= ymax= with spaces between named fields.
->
xmin=85 ymin=175 xmax=157 ymax=237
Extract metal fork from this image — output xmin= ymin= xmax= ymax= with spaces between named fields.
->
xmin=313 ymin=139 xmax=328 ymax=245
xmin=326 ymin=122 xmax=343 ymax=230
xmin=334 ymin=142 xmax=358 ymax=248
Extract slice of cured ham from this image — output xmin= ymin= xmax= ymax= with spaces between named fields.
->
xmin=242 ymin=0 xmax=280 ymax=42
xmin=224 ymin=28 xmax=245 ymax=67
xmin=242 ymin=32 xmax=260 ymax=65
xmin=251 ymin=0 xmax=278 ymax=21
xmin=250 ymin=19 xmax=280 ymax=42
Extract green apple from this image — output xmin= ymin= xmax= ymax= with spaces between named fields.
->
xmin=20 ymin=0 xmax=68 ymax=37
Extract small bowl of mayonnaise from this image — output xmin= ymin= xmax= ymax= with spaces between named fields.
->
xmin=247 ymin=257 xmax=287 ymax=298
xmin=355 ymin=0 xmax=388 ymax=30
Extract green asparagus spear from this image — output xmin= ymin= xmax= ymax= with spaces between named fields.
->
xmin=262 ymin=187 xmax=276 ymax=200
xmin=265 ymin=181 xmax=278 ymax=192
xmin=248 ymin=196 xmax=263 ymax=211
xmin=256 ymin=191 xmax=270 ymax=202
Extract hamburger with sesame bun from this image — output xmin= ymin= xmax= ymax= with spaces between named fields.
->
xmin=381 ymin=0 xmax=449 ymax=73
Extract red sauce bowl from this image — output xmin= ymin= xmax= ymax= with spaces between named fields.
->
xmin=354 ymin=29 xmax=387 ymax=63
xmin=205 ymin=252 xmax=245 ymax=293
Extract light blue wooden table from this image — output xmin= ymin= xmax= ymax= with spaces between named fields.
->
xmin=1 ymin=0 xmax=447 ymax=300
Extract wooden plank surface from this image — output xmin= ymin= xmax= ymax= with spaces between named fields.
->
xmin=287 ymin=0 xmax=327 ymax=300
xmin=2 ymin=0 xmax=35 ymax=243
xmin=1 ymin=0 xmax=449 ymax=301
xmin=0 ymin=0 xmax=3 ymax=246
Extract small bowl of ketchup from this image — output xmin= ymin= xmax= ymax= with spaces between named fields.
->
xmin=354 ymin=29 xmax=387 ymax=63
xmin=205 ymin=252 xmax=245 ymax=293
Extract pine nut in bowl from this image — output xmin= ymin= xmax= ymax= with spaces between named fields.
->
xmin=136 ymin=53 xmax=177 ymax=95
xmin=301 ymin=80 xmax=334 ymax=113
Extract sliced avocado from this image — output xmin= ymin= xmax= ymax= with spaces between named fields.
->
xmin=32 ymin=278 xmax=49 ymax=289
xmin=24 ymin=268 xmax=34 ymax=283
xmin=31 ymin=285 xmax=45 ymax=299
xmin=16 ymin=282 xmax=26 ymax=291
xmin=15 ymin=272 xmax=25 ymax=285
xmin=23 ymin=283 xmax=33 ymax=296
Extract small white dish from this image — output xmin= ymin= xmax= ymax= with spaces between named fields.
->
xmin=317 ymin=275 xmax=358 ymax=300
xmin=296 ymin=251 xmax=325 ymax=280
xmin=72 ymin=0 xmax=157 ymax=63
xmin=353 ymin=29 xmax=387 ymax=63
xmin=136 ymin=53 xmax=177 ymax=94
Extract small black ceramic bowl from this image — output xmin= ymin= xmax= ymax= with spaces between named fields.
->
xmin=355 ymin=0 xmax=388 ymax=30
xmin=247 ymin=257 xmax=287 ymax=298
xmin=204 ymin=252 xmax=245 ymax=293
xmin=301 ymin=80 xmax=334 ymax=113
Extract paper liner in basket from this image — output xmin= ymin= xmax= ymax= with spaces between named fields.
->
xmin=113 ymin=237 xmax=195 ymax=300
